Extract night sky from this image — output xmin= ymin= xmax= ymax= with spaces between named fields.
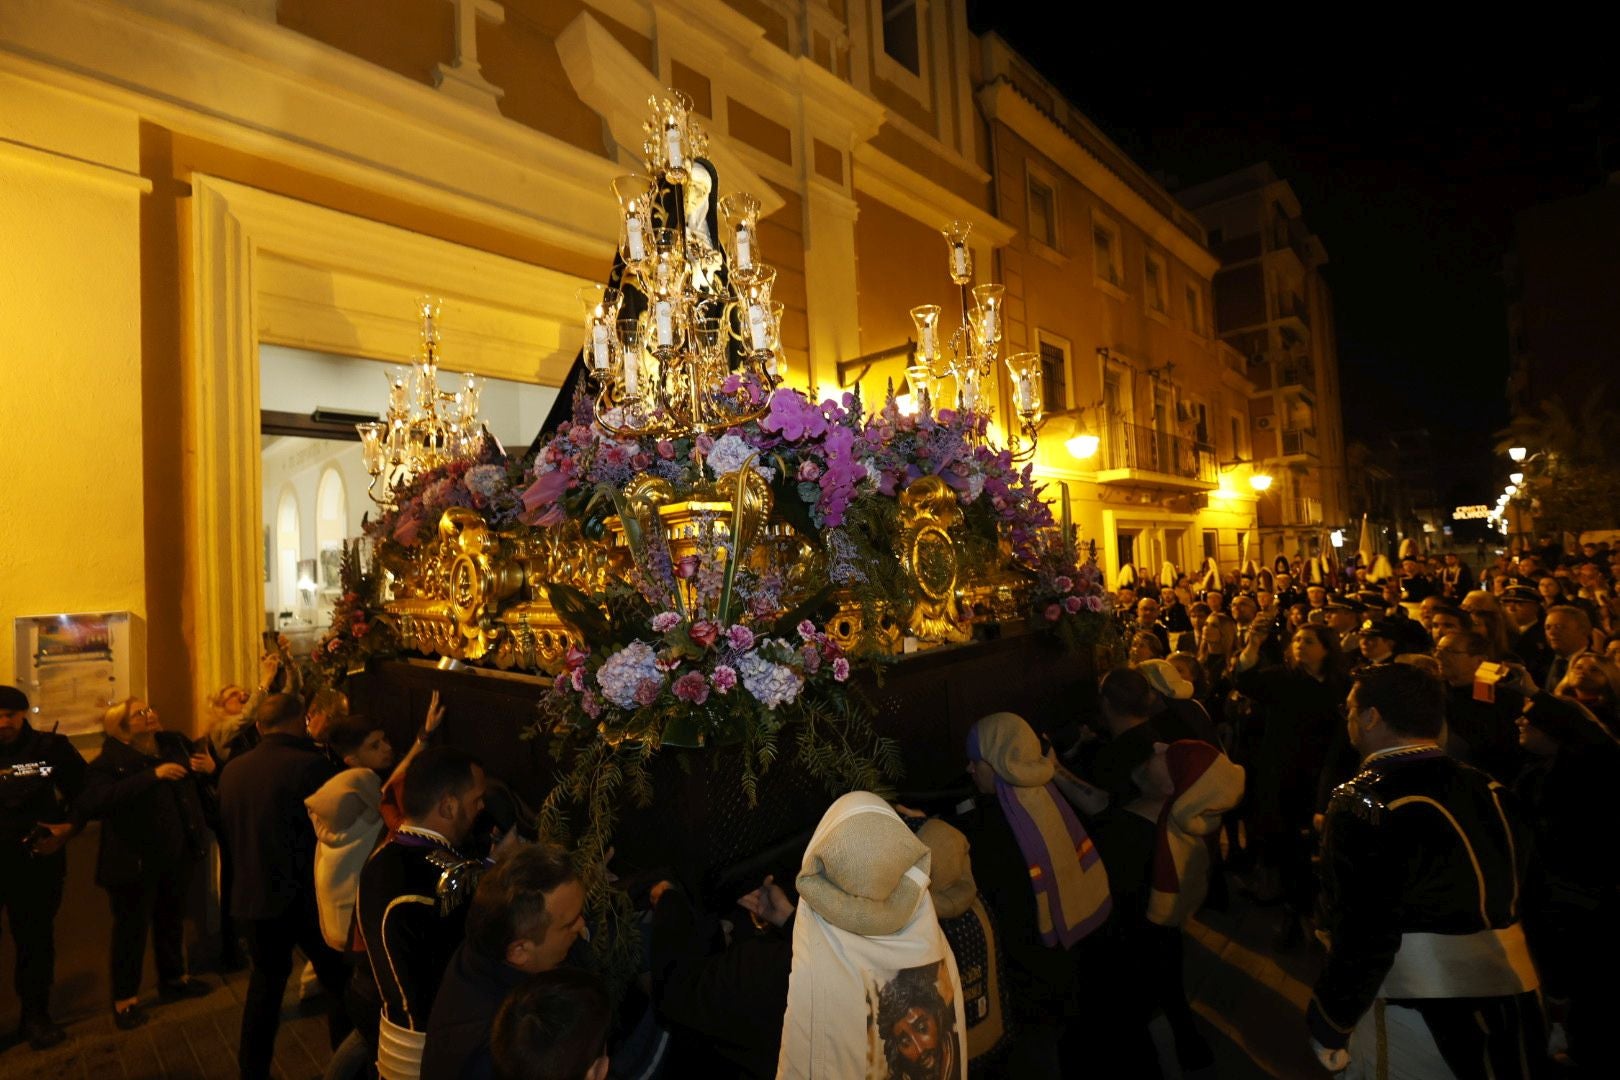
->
xmin=963 ymin=9 xmax=1614 ymax=509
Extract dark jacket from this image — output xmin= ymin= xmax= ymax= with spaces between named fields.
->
xmin=955 ymin=796 xmax=1078 ymax=1021
xmin=79 ymin=732 xmax=208 ymax=887
xmin=421 ymin=942 xmax=528 ymax=1080
xmin=0 ymin=722 xmax=87 ymax=860
xmin=1309 ymin=747 xmax=1542 ymax=1069
xmin=357 ymin=830 xmax=475 ymax=1032
xmin=219 ymin=731 xmax=336 ymax=920
xmin=649 ymin=887 xmax=792 ymax=1078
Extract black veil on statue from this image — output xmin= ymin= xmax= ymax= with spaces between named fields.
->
xmin=527 ymin=156 xmax=734 ymax=457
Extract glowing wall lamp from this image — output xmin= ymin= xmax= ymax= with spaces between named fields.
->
xmin=1509 ymin=472 xmax=1524 ymax=485
xmin=1249 ymin=473 xmax=1274 ymax=493
xmin=1508 ymin=446 xmax=1528 ymax=463
xmin=1065 ymin=431 xmax=1100 ymax=460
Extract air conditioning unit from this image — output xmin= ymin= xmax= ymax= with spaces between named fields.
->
xmin=1255 ymin=416 xmax=1275 ymax=431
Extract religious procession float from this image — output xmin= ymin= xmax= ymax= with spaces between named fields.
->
xmin=311 ymin=91 xmax=1117 ymax=960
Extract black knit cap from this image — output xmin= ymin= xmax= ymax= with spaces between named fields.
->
xmin=0 ymin=685 xmax=30 ymax=712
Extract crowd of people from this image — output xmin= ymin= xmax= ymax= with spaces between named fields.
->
xmin=1 ymin=533 xmax=1616 ymax=1078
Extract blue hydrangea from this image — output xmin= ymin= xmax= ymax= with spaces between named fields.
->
xmin=736 ymin=647 xmax=803 ymax=709
xmin=597 ymin=641 xmax=662 ymax=709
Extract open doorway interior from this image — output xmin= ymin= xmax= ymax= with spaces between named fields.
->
xmin=259 ymin=344 xmax=557 ymax=655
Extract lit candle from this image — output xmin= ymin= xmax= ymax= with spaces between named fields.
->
xmin=626 ymin=214 xmax=646 ymax=261
xmin=920 ymin=324 xmax=936 ymax=358
xmin=735 ymin=223 xmax=753 ymax=270
xmin=655 ymin=300 xmax=674 ymax=347
xmin=952 ymin=244 xmax=968 ymax=280
xmin=591 ymin=321 xmax=610 ymax=369
xmin=624 ymin=344 xmax=639 ymax=398
xmin=665 ymin=121 xmax=684 ymax=170
xmin=961 ymin=379 xmax=977 ymax=411
xmin=1017 ymin=374 xmax=1036 ymax=412
xmin=748 ymin=303 xmax=769 ymax=351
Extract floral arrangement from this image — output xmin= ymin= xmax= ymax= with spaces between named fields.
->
xmin=365 ymin=437 xmax=529 ymax=549
xmin=309 ymin=538 xmax=399 ymax=689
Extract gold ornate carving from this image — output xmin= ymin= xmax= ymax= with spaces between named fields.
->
xmin=898 ymin=476 xmax=972 ymax=644
xmin=385 ymin=508 xmax=615 ymax=671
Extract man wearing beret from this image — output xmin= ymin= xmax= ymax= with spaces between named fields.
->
xmin=0 ymin=685 xmax=88 ymax=1049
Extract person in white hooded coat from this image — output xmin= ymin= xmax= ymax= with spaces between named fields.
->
xmin=305 ymin=694 xmax=443 ymax=951
xmin=777 ymin=792 xmax=967 ymax=1080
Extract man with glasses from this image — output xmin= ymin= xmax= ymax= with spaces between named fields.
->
xmin=1433 ymin=632 xmax=1526 ymax=783
xmin=0 ymin=685 xmax=87 ymax=1050
xmin=1307 ymin=665 xmax=1542 ymax=1076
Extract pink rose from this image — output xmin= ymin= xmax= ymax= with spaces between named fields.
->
xmin=565 ymin=645 xmax=590 ymax=670
xmin=1054 ymin=575 xmax=1074 ymax=592
xmin=689 ymin=620 xmax=720 ymax=649
xmin=672 ymin=671 xmax=710 ymax=705
xmin=832 ymin=657 xmax=850 ymax=682
xmin=797 ymin=459 xmax=822 ymax=482
xmin=1085 ymin=595 xmax=1104 ymax=612
xmin=631 ymin=452 xmax=652 ymax=471
xmin=1044 ymin=603 xmax=1062 ymax=622
xmin=570 ymin=668 xmax=587 ymax=691
xmin=1063 ymin=595 xmax=1083 ymax=615
xmin=676 ymin=555 xmax=700 ymax=580
xmin=696 ymin=433 xmax=715 ymax=455
xmin=711 ymin=665 xmax=738 ymax=694
xmin=656 ymin=440 xmax=676 ymax=460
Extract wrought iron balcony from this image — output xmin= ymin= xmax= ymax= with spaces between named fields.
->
xmin=1097 ymin=420 xmax=1218 ymax=491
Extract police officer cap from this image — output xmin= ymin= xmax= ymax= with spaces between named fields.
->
xmin=1326 ymin=597 xmax=1365 ymax=614
xmin=1360 ymin=617 xmax=1400 ymax=639
xmin=0 ymin=685 xmax=30 ymax=712
xmin=1501 ymin=585 xmax=1540 ymax=604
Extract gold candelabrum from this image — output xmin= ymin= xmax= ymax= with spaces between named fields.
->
xmin=356 ymin=299 xmax=487 ymax=508
xmin=907 ymin=222 xmax=1044 ymax=461
xmin=583 ymin=90 xmax=785 ymax=441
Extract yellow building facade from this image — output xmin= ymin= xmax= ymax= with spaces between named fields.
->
xmin=1 ymin=0 xmax=1252 ymax=735
xmin=972 ymin=37 xmax=1260 ymax=589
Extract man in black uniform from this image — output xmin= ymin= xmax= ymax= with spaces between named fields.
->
xmin=1307 ymin=664 xmax=1543 ymax=1077
xmin=356 ymin=747 xmax=490 ymax=1079
xmin=0 ymin=685 xmax=87 ymax=1050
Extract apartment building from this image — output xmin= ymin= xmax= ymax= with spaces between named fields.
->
xmin=973 ymin=35 xmax=1260 ymax=585
xmin=1180 ymin=164 xmax=1352 ymax=566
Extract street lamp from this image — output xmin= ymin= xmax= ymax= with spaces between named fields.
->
xmin=1509 ymin=472 xmax=1524 ymax=485
xmin=1508 ymin=446 xmax=1528 ymax=463
xmin=1249 ymin=473 xmax=1273 ymax=492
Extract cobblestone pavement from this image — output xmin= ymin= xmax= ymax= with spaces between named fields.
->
xmin=1 ymin=868 xmax=1332 ymax=1079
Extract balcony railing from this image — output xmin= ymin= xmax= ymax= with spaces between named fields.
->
xmin=1277 ymin=358 xmax=1316 ymax=390
xmin=1102 ymin=421 xmax=1218 ymax=483
xmin=1280 ymin=427 xmax=1318 ymax=457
